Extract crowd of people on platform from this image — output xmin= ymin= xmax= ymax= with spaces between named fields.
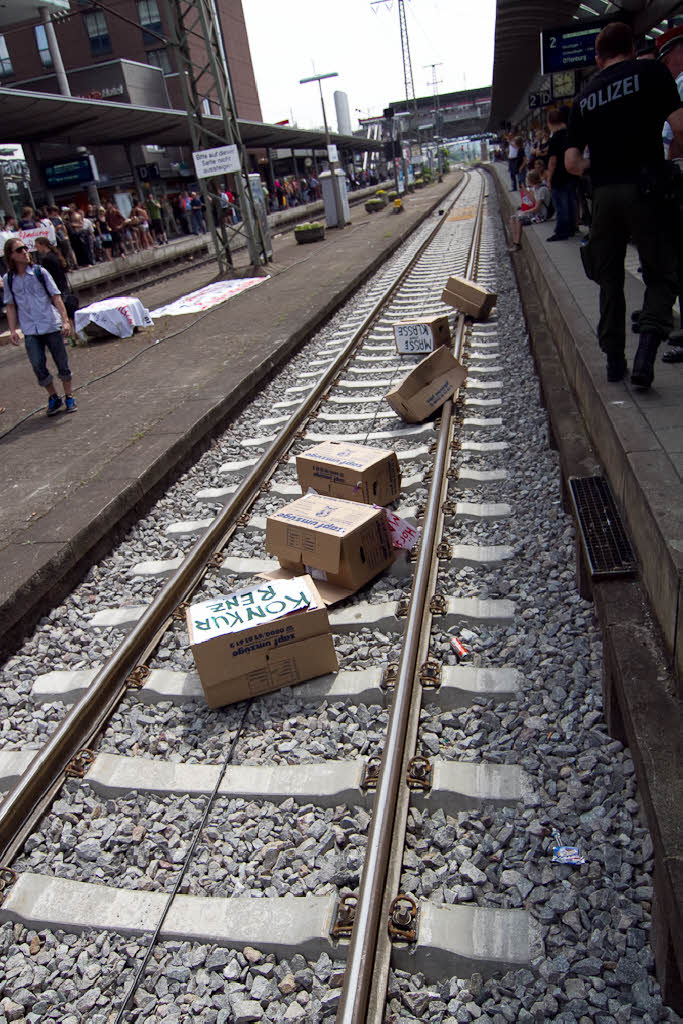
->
xmin=500 ymin=21 xmax=683 ymax=391
xmin=502 ymin=109 xmax=583 ymax=246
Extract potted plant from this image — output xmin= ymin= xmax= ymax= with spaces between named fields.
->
xmin=365 ymin=198 xmax=385 ymax=214
xmin=294 ymin=221 xmax=326 ymax=244
xmin=375 ymin=189 xmax=389 ymax=206
xmin=387 ymin=191 xmax=399 ymax=201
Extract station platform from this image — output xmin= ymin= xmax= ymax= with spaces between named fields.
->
xmin=489 ymin=160 xmax=683 ymax=686
xmin=65 ymin=183 xmax=386 ymax=304
xmin=0 ymin=176 xmax=458 ymax=656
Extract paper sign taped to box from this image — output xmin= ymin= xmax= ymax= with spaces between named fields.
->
xmin=188 ymin=578 xmax=314 ymax=642
xmin=393 ymin=315 xmax=450 ymax=355
xmin=377 ymin=506 xmax=420 ymax=551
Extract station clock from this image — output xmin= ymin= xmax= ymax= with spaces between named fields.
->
xmin=551 ymin=70 xmax=578 ymax=99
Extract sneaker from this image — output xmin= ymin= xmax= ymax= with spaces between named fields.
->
xmin=508 ymin=242 xmax=521 ymax=252
xmin=47 ymin=394 xmax=63 ymax=416
xmin=546 ymin=234 xmax=569 ymax=242
xmin=65 ymin=396 xmax=77 ymax=413
xmin=631 ymin=333 xmax=660 ymax=389
xmin=606 ymin=355 xmax=627 ymax=382
xmin=667 ymin=328 xmax=683 ymax=346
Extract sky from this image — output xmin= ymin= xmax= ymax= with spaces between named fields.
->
xmin=242 ymin=0 xmax=496 ymax=132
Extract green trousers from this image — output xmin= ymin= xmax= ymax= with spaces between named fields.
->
xmin=590 ymin=183 xmax=678 ymax=358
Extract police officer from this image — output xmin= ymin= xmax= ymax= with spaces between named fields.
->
xmin=657 ymin=25 xmax=683 ymax=365
xmin=565 ymin=21 xmax=683 ymax=389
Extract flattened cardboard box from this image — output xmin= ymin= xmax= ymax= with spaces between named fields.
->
xmin=296 ymin=440 xmax=401 ymax=506
xmin=392 ymin=315 xmax=450 ymax=355
xmin=265 ymin=493 xmax=394 ymax=603
xmin=385 ymin=346 xmax=467 ymax=423
xmin=441 ymin=274 xmax=496 ymax=320
xmin=186 ymin=575 xmax=338 ymax=709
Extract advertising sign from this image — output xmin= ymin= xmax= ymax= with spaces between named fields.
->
xmin=540 ymin=21 xmax=607 ymax=74
xmin=192 ymin=144 xmax=241 ymax=180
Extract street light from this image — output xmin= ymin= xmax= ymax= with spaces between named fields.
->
xmin=299 ymin=71 xmax=346 ymax=228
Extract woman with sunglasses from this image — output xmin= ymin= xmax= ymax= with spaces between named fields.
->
xmin=3 ymin=237 xmax=76 ymax=416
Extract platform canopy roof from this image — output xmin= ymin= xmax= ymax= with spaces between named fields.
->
xmin=0 ymin=87 xmax=382 ymax=152
xmin=490 ymin=0 xmax=683 ymax=128
xmin=0 ymin=0 xmax=69 ymax=29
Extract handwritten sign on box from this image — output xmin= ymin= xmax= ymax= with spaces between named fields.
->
xmin=393 ymin=321 xmax=435 ymax=355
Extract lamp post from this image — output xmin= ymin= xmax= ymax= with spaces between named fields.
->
xmin=299 ymin=71 xmax=346 ymax=228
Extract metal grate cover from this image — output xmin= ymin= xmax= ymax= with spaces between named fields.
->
xmin=569 ymin=476 xmax=637 ymax=579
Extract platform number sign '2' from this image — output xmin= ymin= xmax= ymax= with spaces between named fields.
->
xmin=528 ymin=90 xmax=551 ymax=110
xmin=393 ymin=322 xmax=435 ymax=354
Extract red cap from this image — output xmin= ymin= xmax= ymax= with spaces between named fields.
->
xmin=655 ymin=25 xmax=683 ymax=59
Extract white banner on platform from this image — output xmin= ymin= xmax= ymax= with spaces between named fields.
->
xmin=150 ymin=277 xmax=267 ymax=318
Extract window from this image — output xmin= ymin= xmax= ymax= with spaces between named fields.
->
xmin=137 ymin=0 xmax=163 ymax=45
xmin=84 ymin=11 xmax=111 ymax=57
xmin=0 ymin=35 xmax=13 ymax=77
xmin=147 ymin=47 xmax=172 ymax=75
xmin=34 ymin=25 xmax=54 ymax=68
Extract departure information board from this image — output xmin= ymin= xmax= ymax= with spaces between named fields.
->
xmin=540 ymin=21 xmax=609 ymax=75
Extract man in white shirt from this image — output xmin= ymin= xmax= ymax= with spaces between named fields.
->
xmin=3 ymin=236 xmax=76 ymax=416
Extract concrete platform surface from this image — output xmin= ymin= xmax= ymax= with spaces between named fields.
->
xmin=0 ymin=176 xmax=460 ymax=656
xmin=490 ymin=161 xmax=683 ymax=684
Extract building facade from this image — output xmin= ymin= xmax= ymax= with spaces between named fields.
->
xmin=0 ymin=0 xmax=262 ymax=207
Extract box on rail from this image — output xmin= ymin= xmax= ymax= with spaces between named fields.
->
xmin=186 ymin=575 xmax=338 ymax=708
xmin=385 ymin=346 xmax=467 ymax=423
xmin=264 ymin=493 xmax=394 ymax=603
xmin=296 ymin=440 xmax=401 ymax=506
xmin=392 ymin=314 xmax=450 ymax=355
xmin=441 ymin=275 xmax=496 ymax=320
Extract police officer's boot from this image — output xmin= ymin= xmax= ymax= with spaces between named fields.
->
xmin=631 ymin=332 xmax=660 ymax=389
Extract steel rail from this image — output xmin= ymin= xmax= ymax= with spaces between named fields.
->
xmin=335 ymin=170 xmax=487 ymax=1024
xmin=0 ymin=174 xmax=470 ymax=866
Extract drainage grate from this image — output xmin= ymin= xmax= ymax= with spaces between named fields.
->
xmin=568 ymin=476 xmax=637 ymax=579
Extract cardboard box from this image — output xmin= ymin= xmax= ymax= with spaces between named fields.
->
xmin=441 ymin=275 xmax=496 ymax=320
xmin=392 ymin=315 xmax=450 ymax=355
xmin=296 ymin=440 xmax=401 ymax=506
xmin=186 ymin=575 xmax=338 ymax=709
xmin=385 ymin=346 xmax=467 ymax=423
xmin=265 ymin=493 xmax=394 ymax=603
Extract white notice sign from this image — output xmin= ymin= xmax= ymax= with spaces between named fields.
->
xmin=393 ymin=322 xmax=435 ymax=355
xmin=188 ymin=579 xmax=314 ymax=642
xmin=327 ymin=144 xmax=338 ymax=163
xmin=192 ymin=144 xmax=241 ymax=179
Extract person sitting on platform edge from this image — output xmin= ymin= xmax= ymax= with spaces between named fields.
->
xmin=507 ymin=170 xmax=551 ymax=252
xmin=565 ymin=21 xmax=683 ymax=389
xmin=3 ymin=236 xmax=76 ymax=416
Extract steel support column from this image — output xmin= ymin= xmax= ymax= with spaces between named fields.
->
xmin=161 ymin=0 xmax=266 ymax=271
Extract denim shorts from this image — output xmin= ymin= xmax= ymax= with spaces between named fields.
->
xmin=24 ymin=331 xmax=72 ymax=388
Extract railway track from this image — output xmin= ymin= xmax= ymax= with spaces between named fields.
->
xmin=0 ymin=170 xmax=670 ymax=1024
